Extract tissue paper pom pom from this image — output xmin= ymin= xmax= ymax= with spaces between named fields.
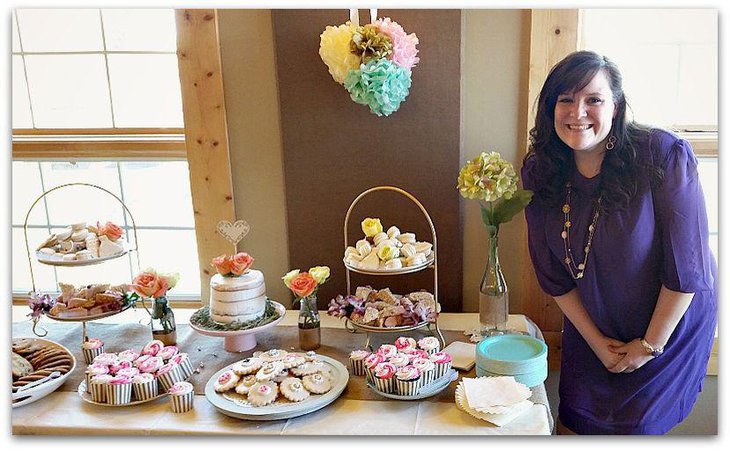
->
xmin=350 ymin=24 xmax=393 ymax=64
xmin=373 ymin=18 xmax=420 ymax=70
xmin=319 ymin=22 xmax=361 ymax=84
xmin=344 ymin=59 xmax=412 ymax=117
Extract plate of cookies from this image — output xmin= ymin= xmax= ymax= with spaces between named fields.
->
xmin=12 ymin=338 xmax=76 ymax=408
xmin=204 ymin=349 xmax=349 ymax=421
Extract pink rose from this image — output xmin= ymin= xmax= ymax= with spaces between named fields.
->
xmin=152 ymin=277 xmax=170 ymax=298
xmin=97 ymin=221 xmax=124 ymax=241
xmin=289 ymin=272 xmax=318 ymax=298
xmin=211 ymin=255 xmax=233 ymax=276
xmin=230 ymin=252 xmax=254 ymax=276
xmin=132 ymin=271 xmax=162 ymax=298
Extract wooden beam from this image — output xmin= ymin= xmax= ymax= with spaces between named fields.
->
xmin=176 ymin=9 xmax=236 ymax=305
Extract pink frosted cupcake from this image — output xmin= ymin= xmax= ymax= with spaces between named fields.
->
xmin=388 ymin=352 xmax=411 ymax=368
xmin=85 ymin=363 xmax=109 ymax=393
xmin=81 ymin=338 xmax=104 ymax=364
xmin=394 ymin=336 xmax=417 ymax=351
xmin=116 ymin=367 xmax=140 ymax=379
xmin=395 ymin=365 xmax=421 ymax=396
xmin=157 ymin=345 xmax=179 ymax=361
xmin=109 ymin=359 xmax=132 ymax=374
xmin=412 ymin=357 xmax=436 ymax=387
xmin=405 ymin=348 xmax=429 ymax=362
xmin=141 ymin=340 xmax=164 ymax=356
xmin=376 ymin=344 xmax=398 ymax=360
xmin=170 ymin=353 xmax=194 ymax=379
xmin=137 ymin=356 xmax=164 ymax=374
xmin=105 ymin=375 xmax=133 ymax=405
xmin=132 ymin=373 xmax=158 ymax=401
xmin=156 ymin=362 xmax=184 ymax=391
xmin=429 ymin=352 xmax=453 ymax=379
xmin=417 ymin=336 xmax=441 ymax=355
xmin=118 ymin=349 xmax=140 ymax=362
xmin=349 ymin=350 xmax=370 ymax=376
xmin=92 ymin=352 xmax=119 ymax=367
xmin=168 ymin=381 xmax=194 ymax=413
xmin=373 ymin=362 xmax=397 ymax=393
xmin=364 ymin=353 xmax=384 ymax=383
xmin=89 ymin=374 xmax=113 ymax=402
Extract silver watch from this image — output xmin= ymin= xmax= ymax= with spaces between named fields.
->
xmin=640 ymin=338 xmax=664 ymax=357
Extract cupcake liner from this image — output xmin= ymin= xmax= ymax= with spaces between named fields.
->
xmin=157 ymin=365 xmax=184 ymax=391
xmin=177 ymin=357 xmax=194 ymax=380
xmin=424 ymin=347 xmax=440 ymax=356
xmin=105 ymin=383 xmax=132 ymax=405
xmin=420 ymin=369 xmax=435 ymax=387
xmin=133 ymin=379 xmax=159 ymax=401
xmin=350 ymin=359 xmax=365 ymax=376
xmin=365 ymin=367 xmax=376 ymax=384
xmin=89 ymin=381 xmax=107 ymax=403
xmin=82 ymin=346 xmax=104 ymax=365
xmin=170 ymin=392 xmax=194 ymax=413
xmin=396 ymin=378 xmax=420 ymax=397
xmin=434 ymin=361 xmax=452 ymax=379
xmin=374 ymin=376 xmax=395 ymax=393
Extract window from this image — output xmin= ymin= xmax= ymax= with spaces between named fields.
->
xmin=12 ymin=9 xmax=201 ymax=301
xmin=580 ymin=9 xmax=718 ymax=258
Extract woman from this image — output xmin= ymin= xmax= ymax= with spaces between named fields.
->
xmin=521 ymin=51 xmax=717 ymax=435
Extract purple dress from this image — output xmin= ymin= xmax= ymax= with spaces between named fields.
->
xmin=522 ymin=129 xmax=717 ymax=434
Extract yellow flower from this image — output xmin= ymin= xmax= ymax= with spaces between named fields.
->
xmin=457 ymin=151 xmax=518 ymax=202
xmin=282 ymin=269 xmax=300 ymax=289
xmin=308 ymin=266 xmax=330 ymax=285
xmin=361 ymin=218 xmax=383 ymax=237
xmin=377 ymin=245 xmax=399 ymax=261
xmin=319 ymin=22 xmax=361 ymax=84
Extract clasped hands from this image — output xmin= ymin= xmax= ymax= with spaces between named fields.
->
xmin=593 ymin=336 xmax=653 ymax=373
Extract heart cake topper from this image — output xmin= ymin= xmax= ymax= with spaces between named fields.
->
xmin=216 ymin=219 xmax=250 ymax=246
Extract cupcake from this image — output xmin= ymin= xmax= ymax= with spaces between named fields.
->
xmin=394 ymin=336 xmax=417 ymax=351
xmin=89 ymin=374 xmax=113 ymax=403
xmin=157 ymin=345 xmax=179 ymax=361
xmin=118 ymin=349 xmax=140 ymax=362
xmin=395 ymin=365 xmax=421 ymax=396
xmin=412 ymin=357 xmax=436 ymax=387
xmin=109 ymin=359 xmax=132 ymax=374
xmin=388 ymin=352 xmax=411 ymax=368
xmin=137 ymin=356 xmax=164 ymax=374
xmin=156 ymin=362 xmax=184 ymax=391
xmin=417 ymin=336 xmax=441 ymax=355
xmin=116 ymin=367 xmax=140 ymax=379
xmin=105 ymin=375 xmax=133 ymax=405
xmin=363 ymin=353 xmax=384 ymax=383
xmin=141 ymin=340 xmax=164 ymax=356
xmin=168 ymin=381 xmax=194 ymax=413
xmin=373 ymin=362 xmax=397 ymax=393
xmin=81 ymin=338 xmax=104 ymax=364
xmin=376 ymin=344 xmax=398 ymax=360
xmin=405 ymin=348 xmax=429 ymax=362
xmin=92 ymin=352 xmax=119 ymax=367
xmin=170 ymin=353 xmax=194 ymax=379
xmin=132 ymin=373 xmax=158 ymax=401
xmin=429 ymin=352 xmax=453 ymax=379
xmin=85 ymin=363 xmax=109 ymax=393
xmin=348 ymin=350 xmax=370 ymax=376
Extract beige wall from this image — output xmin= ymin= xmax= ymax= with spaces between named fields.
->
xmin=216 ymin=9 xmax=529 ymax=312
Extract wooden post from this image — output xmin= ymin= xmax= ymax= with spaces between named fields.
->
xmin=176 ymin=9 xmax=235 ymax=305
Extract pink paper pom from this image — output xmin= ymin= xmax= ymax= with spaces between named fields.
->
xmin=373 ymin=18 xmax=420 ymax=70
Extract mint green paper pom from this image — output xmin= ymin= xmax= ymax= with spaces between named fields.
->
xmin=344 ymin=59 xmax=412 ymax=117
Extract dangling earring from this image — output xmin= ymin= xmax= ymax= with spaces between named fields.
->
xmin=605 ymin=135 xmax=617 ymax=151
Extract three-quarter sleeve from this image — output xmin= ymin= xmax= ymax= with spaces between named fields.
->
xmin=521 ymin=161 xmax=576 ymax=297
xmin=651 ymin=135 xmax=715 ymax=293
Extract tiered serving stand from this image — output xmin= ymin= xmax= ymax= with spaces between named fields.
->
xmin=342 ymin=185 xmax=445 ymax=350
xmin=23 ymin=182 xmax=142 ymax=344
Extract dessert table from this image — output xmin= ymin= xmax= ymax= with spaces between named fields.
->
xmin=11 ymin=307 xmax=553 ymax=435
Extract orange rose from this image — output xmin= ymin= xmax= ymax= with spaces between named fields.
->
xmin=152 ymin=277 xmax=170 ymax=298
xmin=98 ymin=221 xmax=124 ymax=241
xmin=132 ymin=271 xmax=162 ymax=298
xmin=289 ymin=272 xmax=318 ymax=298
xmin=230 ymin=252 xmax=254 ymax=276
xmin=211 ymin=255 xmax=233 ymax=275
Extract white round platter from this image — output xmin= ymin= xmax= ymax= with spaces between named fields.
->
xmin=45 ymin=301 xmax=134 ymax=322
xmin=343 ymin=253 xmax=434 ymax=275
xmin=346 ymin=319 xmax=433 ymax=333
xmin=190 ymin=301 xmax=286 ymax=352
xmin=77 ymin=380 xmax=167 ymax=407
xmin=36 ymin=249 xmax=129 ymax=267
xmin=12 ymin=338 xmax=76 ymax=408
xmin=366 ymin=368 xmax=458 ymax=401
xmin=204 ymin=354 xmax=349 ymax=421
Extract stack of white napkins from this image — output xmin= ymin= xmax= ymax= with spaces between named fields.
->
xmin=455 ymin=376 xmax=534 ymax=427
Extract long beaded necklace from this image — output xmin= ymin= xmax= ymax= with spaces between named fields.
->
xmin=561 ymin=182 xmax=602 ymax=279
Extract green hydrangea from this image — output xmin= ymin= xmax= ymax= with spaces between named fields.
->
xmin=457 ymin=152 xmax=518 ymax=202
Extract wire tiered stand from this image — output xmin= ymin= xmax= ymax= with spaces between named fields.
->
xmin=342 ymin=185 xmax=445 ymax=350
xmin=23 ymin=182 xmax=142 ymax=345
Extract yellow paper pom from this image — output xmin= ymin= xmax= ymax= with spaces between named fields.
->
xmin=319 ymin=22 xmax=360 ymax=84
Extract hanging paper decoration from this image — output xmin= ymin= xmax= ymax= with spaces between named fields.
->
xmin=319 ymin=10 xmax=420 ymax=117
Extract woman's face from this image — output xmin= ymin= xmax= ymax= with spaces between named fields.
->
xmin=554 ymin=70 xmax=617 ymax=154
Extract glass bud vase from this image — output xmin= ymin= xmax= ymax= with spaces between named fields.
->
xmin=151 ymin=296 xmax=177 ymax=346
xmin=479 ymin=230 xmax=509 ymax=336
xmin=298 ymin=295 xmax=321 ymax=351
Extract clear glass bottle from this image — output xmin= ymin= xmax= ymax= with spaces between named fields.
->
xmin=151 ymin=296 xmax=177 ymax=346
xmin=298 ymin=295 xmax=321 ymax=351
xmin=479 ymin=231 xmax=509 ymax=336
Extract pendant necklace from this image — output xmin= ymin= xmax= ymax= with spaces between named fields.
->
xmin=561 ymin=182 xmax=602 ymax=279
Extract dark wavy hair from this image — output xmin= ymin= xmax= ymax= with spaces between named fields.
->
xmin=523 ymin=51 xmax=662 ymax=211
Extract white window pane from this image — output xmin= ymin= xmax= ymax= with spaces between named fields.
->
xmin=54 ymin=251 xmax=132 ymax=288
xmin=17 ymin=9 xmax=103 ymax=52
xmin=12 ymin=13 xmax=21 ymax=52
xmin=107 ymin=54 xmax=183 ymax=127
xmin=102 ymin=9 xmax=177 ymax=51
xmin=136 ymin=230 xmax=200 ymax=297
xmin=677 ymin=44 xmax=717 ymax=126
xmin=697 ymin=158 xmax=717 ymax=234
xmin=25 ymin=54 xmax=112 ymax=128
xmin=12 ymin=56 xmax=33 ymax=129
xmin=12 ymin=162 xmax=46 ymax=225
xmin=709 ymin=235 xmax=718 ymax=261
xmin=40 ymin=162 xmax=126 ymax=226
xmin=13 ymin=228 xmax=59 ymax=294
xmin=119 ymin=162 xmax=195 ymax=227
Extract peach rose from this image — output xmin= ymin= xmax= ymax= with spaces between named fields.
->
xmin=211 ymin=255 xmax=233 ymax=275
xmin=230 ymin=252 xmax=254 ymax=276
xmin=289 ymin=272 xmax=318 ymax=298
xmin=98 ymin=221 xmax=124 ymax=241
xmin=153 ymin=277 xmax=170 ymax=298
xmin=132 ymin=271 xmax=163 ymax=298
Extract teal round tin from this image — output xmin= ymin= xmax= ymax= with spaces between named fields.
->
xmin=476 ymin=335 xmax=548 ymax=376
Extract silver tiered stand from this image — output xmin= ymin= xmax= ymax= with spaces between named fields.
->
xmin=23 ymin=182 xmax=143 ymax=345
xmin=342 ymin=185 xmax=445 ymax=350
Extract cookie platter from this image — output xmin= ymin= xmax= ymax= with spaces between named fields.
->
xmin=12 ymin=338 xmax=77 ymax=408
xmin=204 ymin=352 xmax=349 ymax=421
xmin=36 ymin=249 xmax=128 ymax=267
xmin=343 ymin=253 xmax=434 ymax=276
